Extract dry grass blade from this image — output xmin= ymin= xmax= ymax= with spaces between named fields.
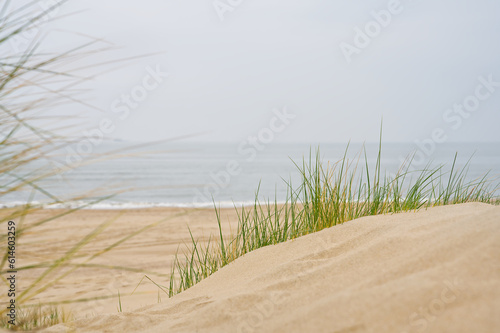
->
xmin=0 ymin=2 xmax=175 ymax=330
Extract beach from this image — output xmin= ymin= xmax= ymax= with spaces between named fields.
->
xmin=3 ymin=206 xmax=239 ymax=319
xmin=2 ymin=1 xmax=500 ymax=332
xmin=6 ymin=202 xmax=498 ymax=332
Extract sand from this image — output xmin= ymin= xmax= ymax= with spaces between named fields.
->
xmin=3 ymin=203 xmax=500 ymax=332
xmin=1 ymin=206 xmax=239 ymax=319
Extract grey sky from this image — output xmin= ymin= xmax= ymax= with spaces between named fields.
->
xmin=29 ymin=0 xmax=500 ymax=143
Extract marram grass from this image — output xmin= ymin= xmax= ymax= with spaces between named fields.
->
xmin=0 ymin=2 xmax=169 ymax=330
xmin=168 ymin=143 xmax=499 ymax=296
xmin=0 ymin=305 xmax=72 ymax=331
xmin=1 ymin=1 xmax=498 ymax=329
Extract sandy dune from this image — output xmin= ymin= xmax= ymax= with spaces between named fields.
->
xmin=41 ymin=203 xmax=500 ymax=333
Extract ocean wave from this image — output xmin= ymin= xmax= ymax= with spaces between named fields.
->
xmin=0 ymin=200 xmax=268 ymax=210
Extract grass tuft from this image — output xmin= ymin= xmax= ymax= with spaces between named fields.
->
xmin=0 ymin=305 xmax=72 ymax=331
xmin=168 ymin=143 xmax=499 ymax=296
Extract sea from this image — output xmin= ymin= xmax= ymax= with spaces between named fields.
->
xmin=1 ymin=141 xmax=499 ymax=209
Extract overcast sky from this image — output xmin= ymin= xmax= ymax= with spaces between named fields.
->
xmin=21 ymin=0 xmax=500 ymax=143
